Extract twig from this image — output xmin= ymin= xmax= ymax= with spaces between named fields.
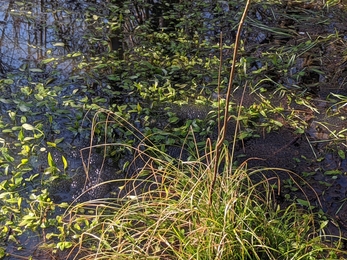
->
xmin=217 ymin=32 xmax=223 ymax=134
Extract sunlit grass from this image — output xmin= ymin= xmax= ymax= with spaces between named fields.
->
xmin=54 ymin=109 xmax=345 ymax=260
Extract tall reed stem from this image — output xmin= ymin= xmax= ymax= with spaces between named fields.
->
xmin=209 ymin=0 xmax=251 ymax=205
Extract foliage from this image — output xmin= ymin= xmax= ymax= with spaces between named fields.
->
xmin=0 ymin=0 xmax=347 ymax=258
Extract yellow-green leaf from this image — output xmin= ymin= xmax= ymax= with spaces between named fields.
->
xmin=62 ymin=155 xmax=68 ymax=171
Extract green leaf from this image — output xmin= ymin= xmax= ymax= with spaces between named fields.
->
xmin=319 ymin=220 xmax=329 ymax=230
xmin=297 ymin=199 xmax=310 ymax=207
xmin=2 ymin=79 xmax=14 ymax=84
xmin=19 ymin=63 xmax=28 ymax=71
xmin=47 ymin=152 xmax=55 ymax=167
xmin=18 ymin=104 xmax=30 ymax=112
xmin=25 ymin=173 xmax=39 ymax=182
xmin=73 ymin=223 xmax=81 ymax=230
xmin=0 ymin=98 xmax=11 ymax=104
xmin=338 ymin=150 xmax=345 ymax=160
xmin=168 ymin=116 xmax=179 ymax=123
xmin=324 ymin=170 xmax=341 ymax=176
xmin=29 ymin=68 xmax=44 ymax=73
xmin=47 ymin=142 xmax=56 ymax=148
xmin=18 ymin=129 xmax=24 ymax=142
xmin=57 ymin=242 xmax=72 ymax=250
xmin=0 ymin=247 xmax=5 ymax=258
xmin=18 ymin=197 xmax=22 ymax=208
xmin=41 ymin=57 xmax=56 ymax=64
xmin=53 ymin=42 xmax=65 ymax=47
xmin=55 ymin=137 xmax=64 ymax=144
xmin=2 ymin=151 xmax=14 ymax=162
xmin=271 ymin=119 xmax=283 ymax=127
xmin=34 ymin=94 xmax=44 ymax=101
xmin=62 ymin=155 xmax=68 ymax=171
xmin=45 ymin=77 xmax=56 ymax=85
xmin=23 ymin=137 xmax=35 ymax=142
xmin=58 ymin=202 xmax=69 ymax=208
xmin=22 ymin=123 xmax=36 ymax=131
xmin=17 ymin=158 xmax=28 ymax=168
xmin=20 ymin=116 xmax=27 ymax=124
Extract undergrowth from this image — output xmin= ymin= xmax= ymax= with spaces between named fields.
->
xmin=58 ymin=108 xmax=345 ymax=260
xmin=1 ymin=0 xmax=347 ymax=259
xmin=54 ymin=1 xmax=346 ymax=259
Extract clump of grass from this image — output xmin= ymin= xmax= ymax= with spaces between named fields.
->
xmin=59 ymin=128 xmax=344 ymax=259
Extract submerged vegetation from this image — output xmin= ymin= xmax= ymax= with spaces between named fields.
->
xmin=1 ymin=0 xmax=347 ymax=259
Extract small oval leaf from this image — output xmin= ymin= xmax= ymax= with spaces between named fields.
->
xmin=22 ymin=123 xmax=35 ymax=131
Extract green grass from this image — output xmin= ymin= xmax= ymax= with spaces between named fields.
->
xmin=50 ymin=109 xmax=345 ymax=260
xmin=57 ymin=134 xmax=343 ymax=259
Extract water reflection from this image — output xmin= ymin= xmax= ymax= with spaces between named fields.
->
xmin=0 ymin=0 xmax=105 ymax=77
xmin=0 ymin=0 xmax=174 ymax=78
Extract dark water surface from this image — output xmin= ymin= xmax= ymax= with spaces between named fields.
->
xmin=0 ymin=0 xmax=93 ymax=75
xmin=0 ymin=0 xmax=116 ymax=258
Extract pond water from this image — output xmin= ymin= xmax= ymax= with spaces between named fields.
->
xmin=1 ymin=0 xmax=347 ymax=258
xmin=0 ymin=0 xmax=118 ymax=258
xmin=0 ymin=0 xmax=113 ymax=188
xmin=0 ymin=0 xmax=95 ymax=77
